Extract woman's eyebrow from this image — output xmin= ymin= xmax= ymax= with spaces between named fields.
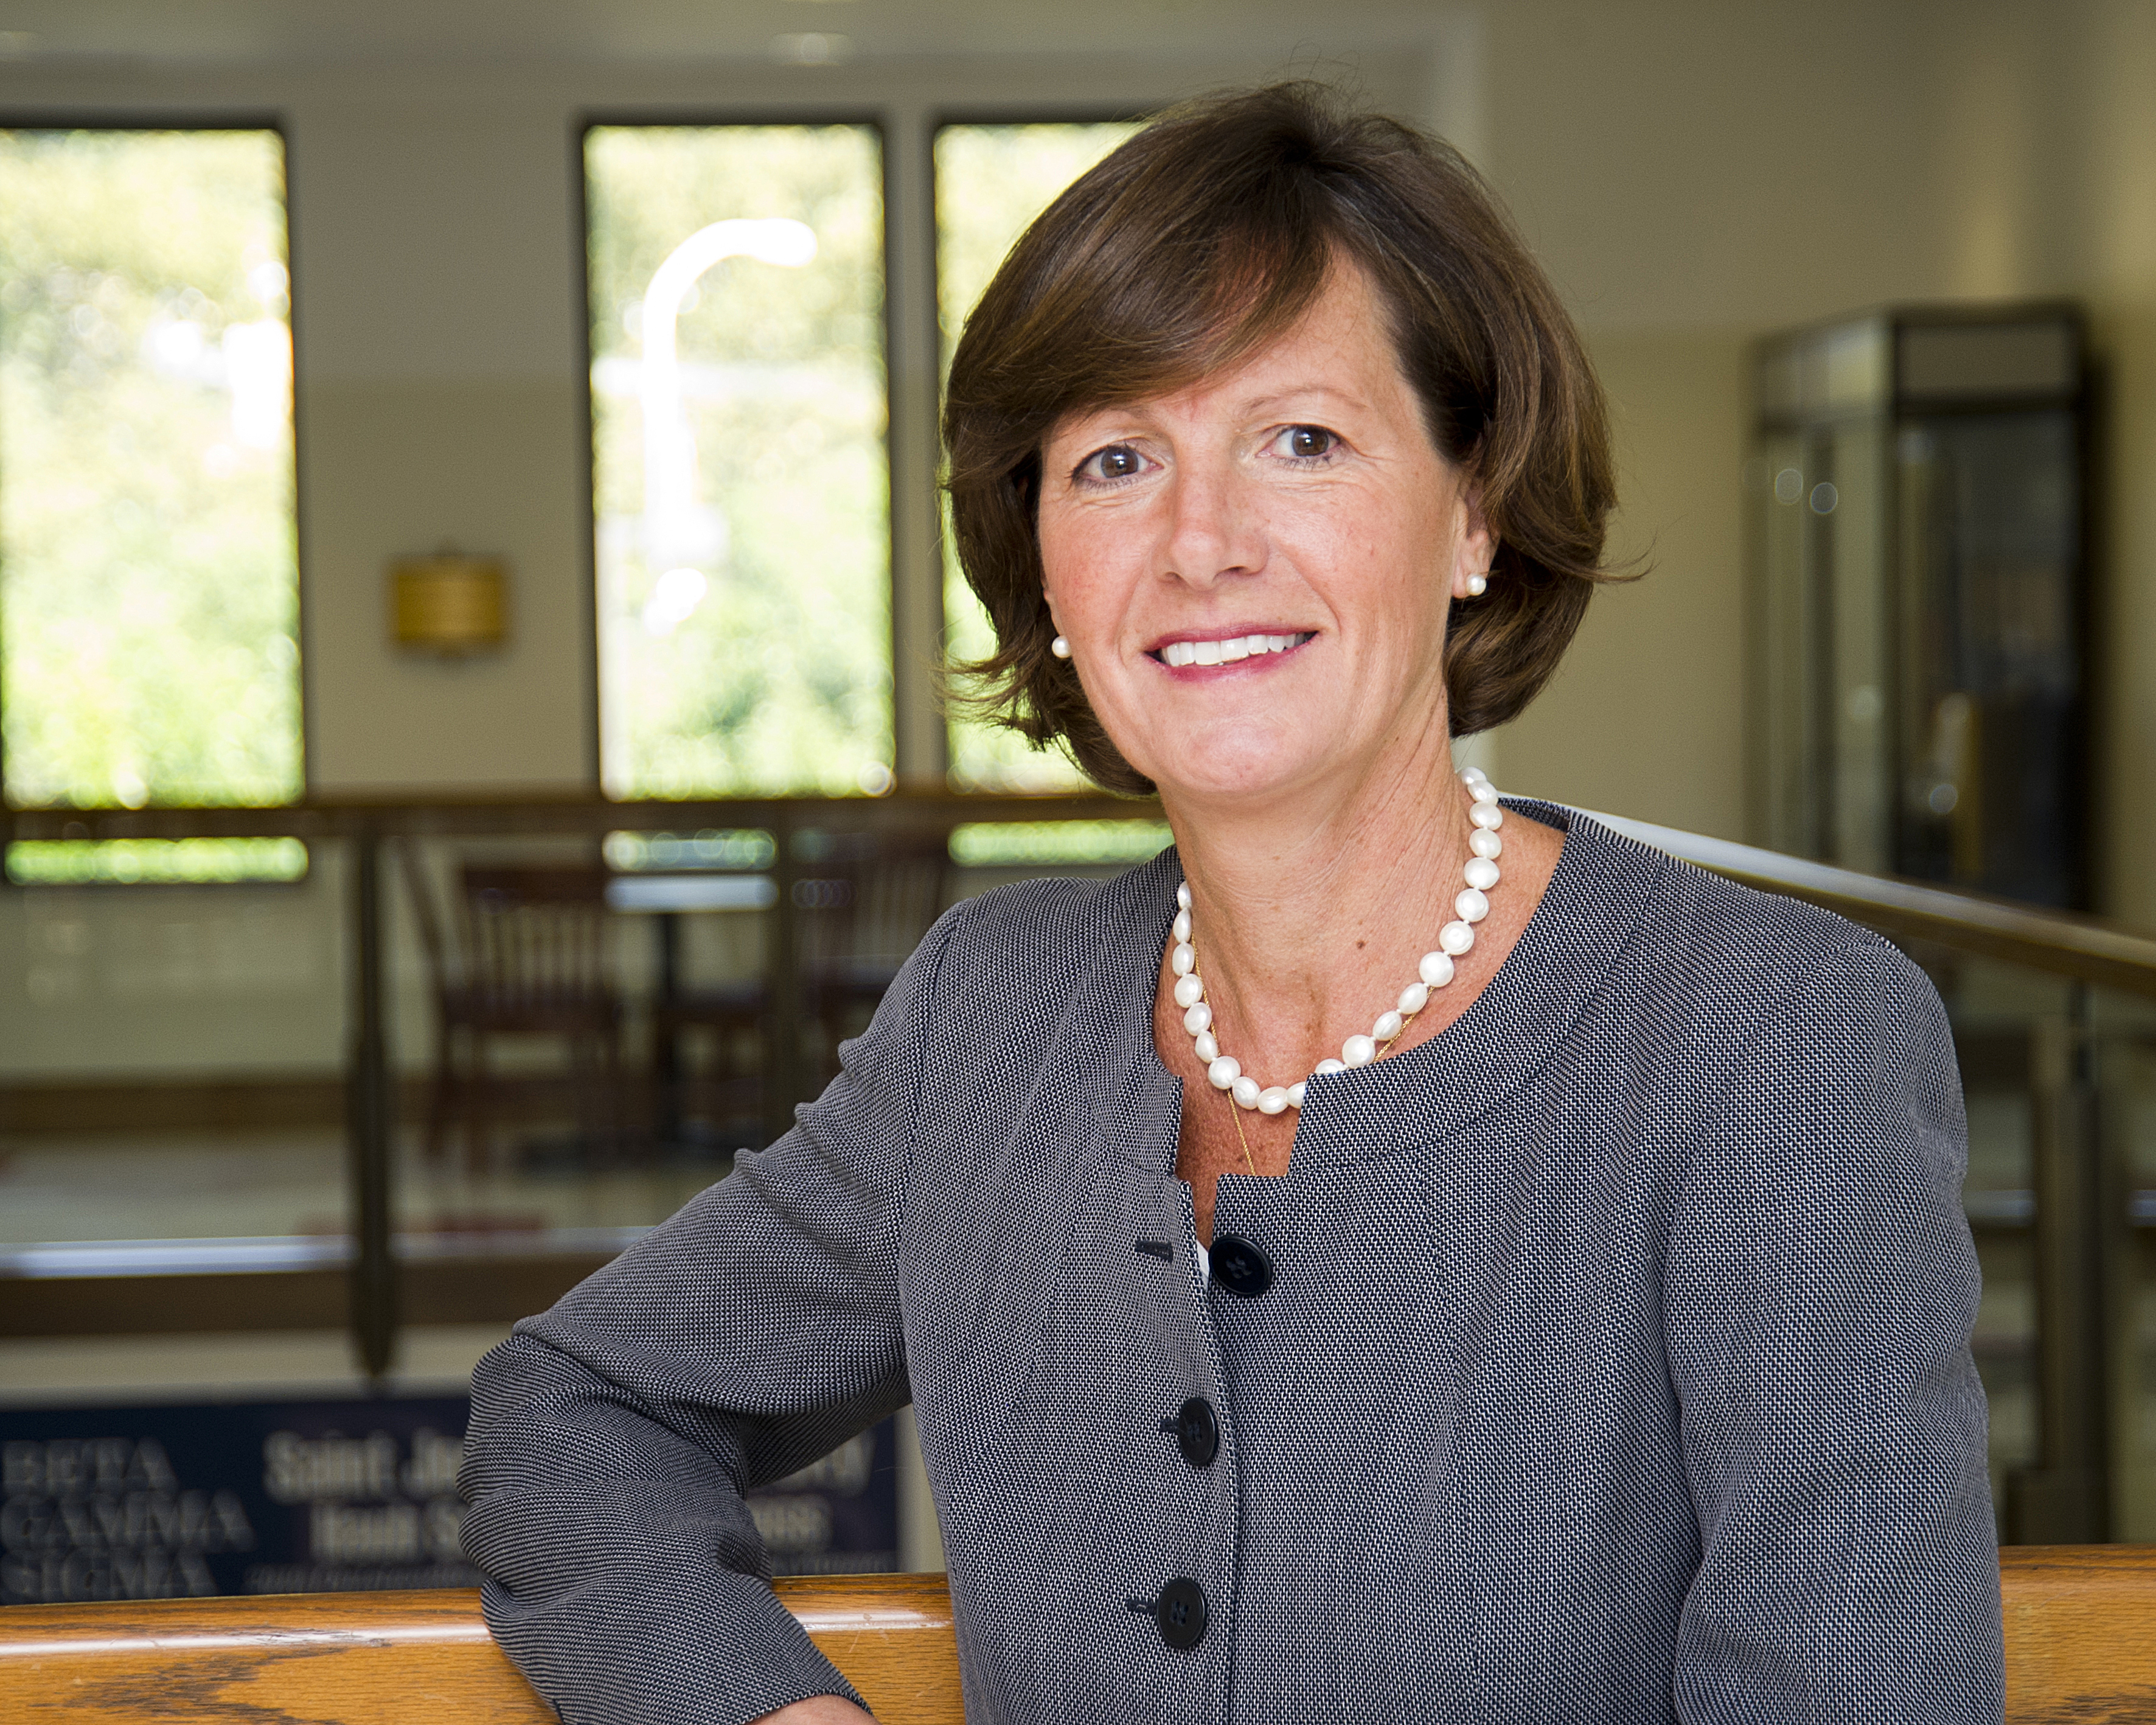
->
xmin=1231 ymin=383 xmax=1373 ymax=419
xmin=1045 ymin=382 xmax=1375 ymax=457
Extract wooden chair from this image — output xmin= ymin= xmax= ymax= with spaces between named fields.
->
xmin=400 ymin=849 xmax=626 ymax=1170
xmin=796 ymin=831 xmax=953 ymax=1082
xmin=642 ymin=832 xmax=953 ymax=1141
xmin=5 ymin=1550 xmax=2154 ymax=1722
xmin=649 ymin=973 xmax=769 ymax=1145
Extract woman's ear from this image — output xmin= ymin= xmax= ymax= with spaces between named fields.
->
xmin=1450 ymin=484 xmax=1496 ymax=599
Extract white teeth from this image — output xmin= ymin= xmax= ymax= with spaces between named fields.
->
xmin=1160 ymin=631 xmax=1312 ymax=667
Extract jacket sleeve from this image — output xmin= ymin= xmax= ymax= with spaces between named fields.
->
xmin=458 ymin=902 xmax=964 ymax=1725
xmin=1663 ymin=932 xmax=2004 ymax=1723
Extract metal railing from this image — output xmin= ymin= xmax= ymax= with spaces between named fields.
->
xmin=1593 ymin=813 xmax=2156 ymax=1002
xmin=10 ymin=792 xmax=2156 ymax=1540
xmin=6 ymin=791 xmax=1158 ymax=1380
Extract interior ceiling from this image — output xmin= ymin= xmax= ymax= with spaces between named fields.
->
xmin=0 ymin=0 xmax=1457 ymax=66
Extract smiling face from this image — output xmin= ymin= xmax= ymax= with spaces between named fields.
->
xmin=1036 ymin=261 xmax=1491 ymax=815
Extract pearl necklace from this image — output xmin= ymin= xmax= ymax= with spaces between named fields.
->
xmin=1172 ymin=768 xmax=1505 ymax=1113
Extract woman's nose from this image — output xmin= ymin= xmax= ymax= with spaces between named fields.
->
xmin=1163 ymin=460 xmax=1264 ymax=587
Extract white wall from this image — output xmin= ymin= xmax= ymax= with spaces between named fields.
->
xmin=1479 ymin=0 xmax=2155 ymax=931
xmin=291 ymin=89 xmax=596 ymax=794
xmin=1481 ymin=0 xmax=1957 ymax=838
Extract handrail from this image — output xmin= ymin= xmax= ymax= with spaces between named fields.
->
xmin=1593 ymin=811 xmax=2156 ymax=1002
xmin=1 ymin=1556 xmax=2152 ymax=1723
xmin=11 ymin=792 xmax=2149 ymax=1004
xmin=0 ymin=1574 xmax=960 ymax=1725
xmin=1 ymin=788 xmax=1160 ymax=843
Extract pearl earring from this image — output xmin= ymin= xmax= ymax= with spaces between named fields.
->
xmin=1464 ymin=573 xmax=1488 ymax=598
xmin=1051 ymin=635 xmax=1073 ymax=660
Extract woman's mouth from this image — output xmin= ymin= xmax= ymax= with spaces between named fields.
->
xmin=1150 ymin=630 xmax=1315 ymax=669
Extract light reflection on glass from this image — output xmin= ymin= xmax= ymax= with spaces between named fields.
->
xmin=586 ymin=127 xmax=890 ymax=798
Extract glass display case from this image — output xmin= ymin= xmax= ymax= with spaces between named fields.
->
xmin=1748 ymin=305 xmax=2089 ymax=907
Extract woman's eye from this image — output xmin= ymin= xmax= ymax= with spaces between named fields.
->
xmin=1279 ymin=425 xmax=1337 ymax=461
xmin=1079 ymin=444 xmax=1145 ymax=483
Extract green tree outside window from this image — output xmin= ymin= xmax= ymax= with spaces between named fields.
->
xmin=586 ymin=125 xmax=891 ymax=800
xmin=0 ymin=130 xmax=301 ymax=820
xmin=935 ymin=122 xmax=1141 ymax=792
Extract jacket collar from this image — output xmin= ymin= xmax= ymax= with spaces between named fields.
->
xmin=1083 ymin=802 xmax=1670 ymax=1173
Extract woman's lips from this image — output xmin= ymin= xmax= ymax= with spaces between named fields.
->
xmin=1150 ymin=630 xmax=1315 ymax=669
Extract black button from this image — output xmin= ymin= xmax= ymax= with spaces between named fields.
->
xmin=1163 ymin=1396 xmax=1218 ymax=1468
xmin=1210 ymin=1234 xmax=1273 ymax=1297
xmin=1155 ymin=1578 xmax=1208 ymax=1650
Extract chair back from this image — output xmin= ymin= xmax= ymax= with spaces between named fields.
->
xmin=395 ymin=837 xmax=455 ymax=995
xmin=457 ymin=865 xmax=617 ymax=1008
xmin=795 ymin=831 xmax=951 ymax=979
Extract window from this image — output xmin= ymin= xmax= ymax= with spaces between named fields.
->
xmin=585 ymin=124 xmax=891 ymax=800
xmin=0 ymin=128 xmax=302 ymax=869
xmin=934 ymin=121 xmax=1141 ymax=790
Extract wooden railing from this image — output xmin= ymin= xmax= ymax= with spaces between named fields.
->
xmin=2 ymin=1555 xmax=2154 ymax=1721
xmin=0 ymin=1574 xmax=960 ymax=1722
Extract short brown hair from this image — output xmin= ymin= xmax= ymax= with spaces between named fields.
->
xmin=943 ymin=82 xmax=1624 ymax=795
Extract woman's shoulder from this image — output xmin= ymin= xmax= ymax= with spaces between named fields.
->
xmin=1556 ymin=807 xmax=1942 ymax=1025
xmin=1543 ymin=813 xmax=1961 ymax=1159
xmin=925 ymin=848 xmax=1174 ymax=993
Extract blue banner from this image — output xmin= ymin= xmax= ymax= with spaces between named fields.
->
xmin=2 ymin=1397 xmax=898 ymax=1604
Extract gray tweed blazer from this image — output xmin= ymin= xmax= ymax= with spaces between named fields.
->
xmin=462 ymin=803 xmax=2003 ymax=1724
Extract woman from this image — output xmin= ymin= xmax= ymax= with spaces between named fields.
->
xmin=463 ymin=85 xmax=2001 ymax=1722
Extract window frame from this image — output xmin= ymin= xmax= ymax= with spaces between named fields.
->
xmin=574 ymin=108 xmax=897 ymax=805
xmin=927 ymin=108 xmax=1158 ymax=792
xmin=575 ymin=104 xmax=1173 ymax=801
xmin=0 ymin=111 xmax=310 ymax=888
